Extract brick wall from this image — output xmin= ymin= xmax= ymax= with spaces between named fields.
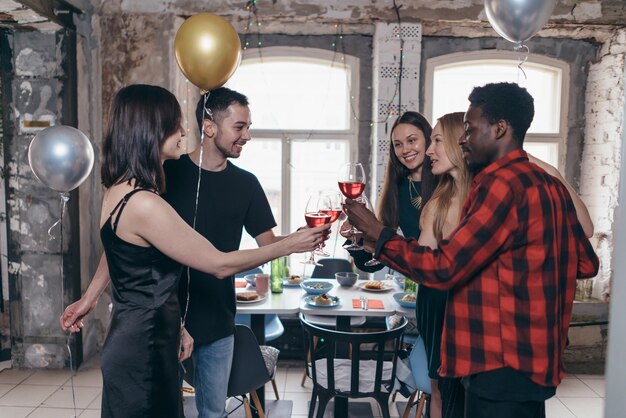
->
xmin=581 ymin=29 xmax=626 ymax=302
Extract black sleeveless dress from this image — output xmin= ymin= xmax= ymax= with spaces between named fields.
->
xmin=100 ymin=189 xmax=184 ymax=418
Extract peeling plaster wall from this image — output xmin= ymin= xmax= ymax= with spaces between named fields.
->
xmin=0 ymin=29 xmax=82 ymax=368
xmin=92 ymin=0 xmax=626 ymax=27
xmin=581 ymin=29 xmax=626 ymax=302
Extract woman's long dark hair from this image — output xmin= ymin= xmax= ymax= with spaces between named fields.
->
xmin=377 ymin=111 xmax=435 ymax=229
xmin=101 ymin=84 xmax=182 ymax=193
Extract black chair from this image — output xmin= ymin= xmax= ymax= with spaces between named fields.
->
xmin=227 ymin=325 xmax=280 ymax=418
xmin=302 ymin=257 xmax=366 ymax=385
xmin=300 ymin=313 xmax=408 ymax=418
xmin=311 ymin=258 xmax=353 ymax=278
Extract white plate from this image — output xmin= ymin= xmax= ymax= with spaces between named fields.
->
xmin=357 ymin=282 xmax=393 ymax=292
xmin=304 ymin=295 xmax=340 ymax=308
xmin=236 ymin=293 xmax=266 ymax=304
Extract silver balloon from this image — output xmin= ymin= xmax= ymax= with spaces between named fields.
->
xmin=28 ymin=125 xmax=95 ymax=192
xmin=484 ymin=0 xmax=557 ymax=45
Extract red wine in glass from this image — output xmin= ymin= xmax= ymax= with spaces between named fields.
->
xmin=337 ymin=162 xmax=366 ymax=250
xmin=305 ymin=212 xmax=331 ymax=228
xmin=338 ymin=181 xmax=365 ymax=199
xmin=320 ymin=209 xmax=341 ymax=223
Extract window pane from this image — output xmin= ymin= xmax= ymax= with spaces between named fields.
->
xmin=234 ymin=139 xmax=282 ymax=249
xmin=524 ymin=142 xmax=559 ymax=168
xmin=227 ymin=58 xmax=351 ymax=131
xmin=290 ymin=139 xmax=351 ymax=267
xmin=432 ymin=61 xmax=561 ymax=134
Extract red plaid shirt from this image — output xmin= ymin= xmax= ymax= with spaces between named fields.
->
xmin=377 ymin=150 xmax=599 ymax=387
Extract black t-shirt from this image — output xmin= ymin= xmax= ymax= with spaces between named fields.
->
xmin=163 ymin=155 xmax=277 ymax=346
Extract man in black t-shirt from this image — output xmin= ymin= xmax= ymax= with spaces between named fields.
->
xmin=164 ymin=88 xmax=289 ymax=418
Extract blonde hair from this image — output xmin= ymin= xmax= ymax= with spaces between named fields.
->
xmin=423 ymin=112 xmax=472 ymax=241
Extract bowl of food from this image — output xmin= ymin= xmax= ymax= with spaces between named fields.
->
xmin=284 ymin=275 xmax=303 ymax=287
xmin=244 ymin=274 xmax=257 ymax=287
xmin=300 ymin=280 xmax=334 ymax=295
xmin=335 ymin=272 xmax=359 ymax=287
xmin=393 ymin=292 xmax=417 ymax=308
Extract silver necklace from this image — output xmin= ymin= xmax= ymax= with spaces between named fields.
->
xmin=408 ymin=178 xmax=422 ymax=210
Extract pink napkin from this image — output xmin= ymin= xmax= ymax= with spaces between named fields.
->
xmin=352 ymin=299 xmax=384 ymax=309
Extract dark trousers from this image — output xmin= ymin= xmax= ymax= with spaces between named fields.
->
xmin=440 ymin=377 xmax=465 ymax=418
xmin=464 ymin=390 xmax=546 ymax=418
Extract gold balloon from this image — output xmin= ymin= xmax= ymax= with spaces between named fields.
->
xmin=175 ymin=13 xmax=242 ymax=91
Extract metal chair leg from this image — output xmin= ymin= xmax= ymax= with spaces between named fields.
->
xmin=250 ymin=391 xmax=266 ymax=418
xmin=301 ymin=335 xmax=319 ymax=386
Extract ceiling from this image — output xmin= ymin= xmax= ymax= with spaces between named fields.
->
xmin=0 ymin=0 xmax=81 ymax=31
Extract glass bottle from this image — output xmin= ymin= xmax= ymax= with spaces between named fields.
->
xmin=270 ymin=257 xmax=284 ymax=293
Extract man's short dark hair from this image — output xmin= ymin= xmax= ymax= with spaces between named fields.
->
xmin=468 ymin=82 xmax=534 ymax=145
xmin=195 ymin=87 xmax=249 ymax=133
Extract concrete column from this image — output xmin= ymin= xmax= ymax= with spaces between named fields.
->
xmin=1 ymin=29 xmax=82 ymax=368
xmin=371 ymin=22 xmax=422 ymax=204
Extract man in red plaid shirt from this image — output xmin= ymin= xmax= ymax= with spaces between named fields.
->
xmin=346 ymin=82 xmax=599 ymax=418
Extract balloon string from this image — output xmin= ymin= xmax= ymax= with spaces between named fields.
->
xmin=514 ymin=43 xmax=530 ymax=83
xmin=47 ymin=193 xmax=70 ymax=239
xmin=182 ymin=91 xmax=210 ymax=327
xmin=52 ymin=192 xmax=78 ymax=417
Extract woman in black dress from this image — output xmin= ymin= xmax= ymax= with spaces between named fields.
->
xmin=60 ymin=84 xmax=328 ymax=418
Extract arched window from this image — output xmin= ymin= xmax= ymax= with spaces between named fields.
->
xmin=425 ymin=51 xmax=569 ymax=168
xmin=227 ymin=46 xmax=359 ymax=251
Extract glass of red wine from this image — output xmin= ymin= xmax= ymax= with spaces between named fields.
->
xmin=302 ymin=192 xmax=332 ymax=266
xmin=338 ymin=162 xmax=366 ymax=250
xmin=316 ymin=190 xmax=344 ymax=257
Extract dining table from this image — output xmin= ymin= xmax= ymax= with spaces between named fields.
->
xmin=236 ymin=277 xmax=417 ymax=418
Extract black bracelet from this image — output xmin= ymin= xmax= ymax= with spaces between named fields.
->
xmin=374 ymin=227 xmax=397 ymax=257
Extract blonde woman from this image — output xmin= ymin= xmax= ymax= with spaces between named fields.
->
xmin=418 ymin=112 xmax=468 ymax=418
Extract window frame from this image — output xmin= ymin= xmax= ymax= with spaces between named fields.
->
xmin=236 ymin=46 xmax=360 ymax=234
xmin=424 ymin=50 xmax=570 ymax=170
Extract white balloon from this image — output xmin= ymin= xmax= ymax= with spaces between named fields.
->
xmin=28 ymin=125 xmax=95 ymax=193
xmin=485 ymin=0 xmax=557 ymax=45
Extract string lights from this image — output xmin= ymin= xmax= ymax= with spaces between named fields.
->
xmin=240 ymin=0 xmax=407 ymax=128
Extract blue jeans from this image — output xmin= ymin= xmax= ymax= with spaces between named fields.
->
xmin=193 ymin=335 xmax=235 ymax=418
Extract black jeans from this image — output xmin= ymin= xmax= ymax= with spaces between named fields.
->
xmin=440 ymin=377 xmax=465 ymax=418
xmin=464 ymin=391 xmax=546 ymax=418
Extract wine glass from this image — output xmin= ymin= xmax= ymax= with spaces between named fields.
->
xmin=338 ymin=163 xmax=366 ymax=250
xmin=316 ymin=190 xmax=344 ymax=257
xmin=360 ymin=194 xmax=381 ymax=267
xmin=302 ymin=192 xmax=332 ymax=266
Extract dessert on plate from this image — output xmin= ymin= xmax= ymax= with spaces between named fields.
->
xmin=364 ymin=280 xmax=385 ymax=290
xmin=314 ymin=293 xmax=332 ymax=305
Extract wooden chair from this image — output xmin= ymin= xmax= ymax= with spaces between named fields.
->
xmin=300 ymin=313 xmax=408 ymax=418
